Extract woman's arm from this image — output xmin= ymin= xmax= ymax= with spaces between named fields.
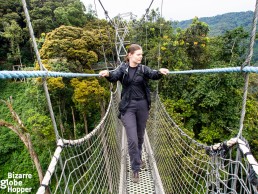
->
xmin=159 ymin=68 xmax=169 ymax=75
xmin=143 ymin=65 xmax=169 ymax=80
xmin=99 ymin=70 xmax=110 ymax=77
xmin=99 ymin=64 xmax=124 ymax=82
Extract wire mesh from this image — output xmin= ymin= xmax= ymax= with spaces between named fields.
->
xmin=146 ymin=94 xmax=258 ymax=194
xmin=37 ymin=91 xmax=258 ymax=194
xmin=37 ymin=90 xmax=123 ymax=194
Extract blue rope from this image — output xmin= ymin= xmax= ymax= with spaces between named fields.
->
xmin=168 ymin=66 xmax=258 ymax=74
xmin=1 ymin=66 xmax=258 ymax=79
xmin=0 ymin=71 xmax=100 ymax=79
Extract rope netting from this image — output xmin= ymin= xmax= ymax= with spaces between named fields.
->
xmin=35 ymin=88 xmax=258 ymax=194
xmin=146 ymin=94 xmax=258 ymax=194
xmin=37 ymin=89 xmax=123 ymax=194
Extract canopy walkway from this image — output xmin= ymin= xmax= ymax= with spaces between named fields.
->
xmin=33 ymin=89 xmax=257 ymax=194
xmin=0 ymin=0 xmax=258 ymax=193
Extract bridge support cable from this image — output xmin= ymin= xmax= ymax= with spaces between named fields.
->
xmin=21 ymin=0 xmax=60 ymax=142
xmin=21 ymin=1 xmax=71 ymax=192
xmin=112 ymin=13 xmax=136 ymax=64
xmin=92 ymin=0 xmax=117 ymax=71
xmin=233 ymin=0 xmax=258 ymax=191
xmin=237 ymin=0 xmax=258 ymax=139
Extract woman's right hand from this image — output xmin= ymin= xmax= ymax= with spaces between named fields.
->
xmin=99 ymin=70 xmax=110 ymax=77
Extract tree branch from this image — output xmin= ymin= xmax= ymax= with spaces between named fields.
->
xmin=0 ymin=99 xmax=44 ymax=184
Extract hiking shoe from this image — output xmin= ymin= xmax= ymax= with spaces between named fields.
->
xmin=131 ymin=171 xmax=140 ymax=183
xmin=140 ymin=160 xmax=146 ymax=169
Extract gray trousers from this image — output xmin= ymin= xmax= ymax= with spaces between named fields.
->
xmin=121 ymin=99 xmax=149 ymax=172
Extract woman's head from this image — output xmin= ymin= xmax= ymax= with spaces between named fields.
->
xmin=124 ymin=44 xmax=143 ymax=63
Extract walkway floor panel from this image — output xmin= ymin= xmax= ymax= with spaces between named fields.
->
xmin=126 ymin=151 xmax=155 ymax=194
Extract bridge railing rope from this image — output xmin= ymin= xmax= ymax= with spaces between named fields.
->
xmin=3 ymin=66 xmax=258 ymax=80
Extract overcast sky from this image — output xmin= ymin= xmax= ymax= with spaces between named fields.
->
xmin=81 ymin=0 xmax=256 ymax=21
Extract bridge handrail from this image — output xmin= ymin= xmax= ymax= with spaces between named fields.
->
xmin=36 ymin=89 xmax=115 ymax=194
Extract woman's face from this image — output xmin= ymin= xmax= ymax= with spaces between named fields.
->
xmin=129 ymin=49 xmax=143 ymax=64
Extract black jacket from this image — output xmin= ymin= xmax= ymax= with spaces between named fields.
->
xmin=106 ymin=62 xmax=163 ymax=115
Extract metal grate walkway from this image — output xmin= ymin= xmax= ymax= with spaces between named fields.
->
xmin=126 ymin=149 xmax=155 ymax=194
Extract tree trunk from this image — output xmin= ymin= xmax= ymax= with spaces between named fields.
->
xmin=25 ymin=133 xmax=44 ymax=182
xmin=18 ymin=46 xmax=22 ymax=68
xmin=83 ymin=112 xmax=88 ymax=135
xmin=58 ymin=104 xmax=65 ymax=136
xmin=0 ymin=121 xmax=44 ymax=183
xmin=0 ymin=99 xmax=48 ymax=192
xmin=71 ymin=106 xmax=77 ymax=138
xmin=100 ymin=98 xmax=106 ymax=118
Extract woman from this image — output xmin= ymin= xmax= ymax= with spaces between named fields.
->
xmin=99 ymin=44 xmax=169 ymax=183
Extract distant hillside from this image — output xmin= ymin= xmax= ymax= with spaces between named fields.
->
xmin=172 ymin=11 xmax=254 ymax=37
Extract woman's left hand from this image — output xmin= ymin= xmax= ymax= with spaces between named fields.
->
xmin=159 ymin=68 xmax=169 ymax=75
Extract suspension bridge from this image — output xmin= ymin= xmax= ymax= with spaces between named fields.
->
xmin=0 ymin=0 xmax=258 ymax=193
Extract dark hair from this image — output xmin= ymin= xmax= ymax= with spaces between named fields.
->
xmin=124 ymin=44 xmax=142 ymax=62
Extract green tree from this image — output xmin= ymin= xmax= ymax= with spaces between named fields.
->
xmin=0 ymin=0 xmax=97 ymax=69
xmin=54 ymin=0 xmax=87 ymax=27
xmin=181 ymin=17 xmax=210 ymax=69
xmin=0 ymin=99 xmax=44 ymax=184
xmin=0 ymin=20 xmax=23 ymax=65
xmin=29 ymin=0 xmax=90 ymax=36
xmin=40 ymin=25 xmax=107 ymax=71
xmin=70 ymin=78 xmax=105 ymax=136
xmin=0 ymin=80 xmax=56 ymax=191
xmin=219 ymin=27 xmax=249 ymax=63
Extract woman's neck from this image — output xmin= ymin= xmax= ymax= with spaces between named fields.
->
xmin=129 ymin=61 xmax=138 ymax=67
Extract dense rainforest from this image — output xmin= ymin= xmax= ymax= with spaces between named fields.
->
xmin=174 ymin=11 xmax=258 ymax=62
xmin=174 ymin=11 xmax=254 ymax=36
xmin=0 ymin=0 xmax=258 ymax=191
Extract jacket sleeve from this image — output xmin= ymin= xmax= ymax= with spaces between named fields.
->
xmin=143 ymin=65 xmax=163 ymax=80
xmin=105 ymin=64 xmax=124 ymax=82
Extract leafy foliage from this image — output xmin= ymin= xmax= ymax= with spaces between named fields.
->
xmin=0 ymin=20 xmax=23 ymax=64
xmin=174 ymin=17 xmax=209 ymax=69
xmin=0 ymin=80 xmax=55 ymax=191
xmin=0 ymin=0 xmax=96 ymax=70
xmin=70 ymin=77 xmax=105 ymax=136
xmin=40 ymin=25 xmax=112 ymax=71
